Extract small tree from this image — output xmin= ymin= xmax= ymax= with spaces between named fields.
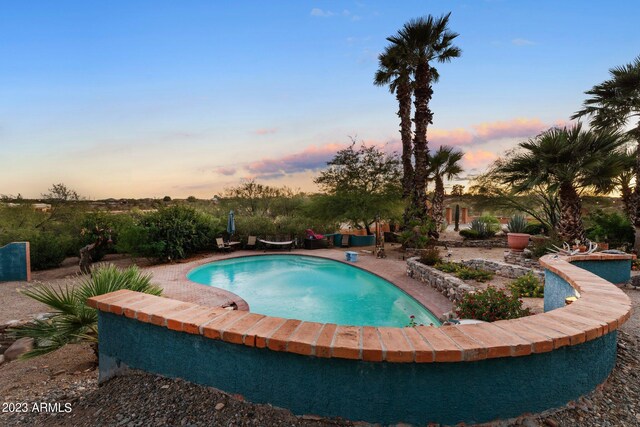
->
xmin=314 ymin=141 xmax=402 ymax=234
xmin=41 ymin=183 xmax=80 ymax=203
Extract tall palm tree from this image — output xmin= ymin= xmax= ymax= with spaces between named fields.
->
xmin=374 ymin=44 xmax=414 ymax=201
xmin=387 ymin=13 xmax=461 ymax=223
xmin=426 ymin=146 xmax=464 ymax=232
xmin=495 ymin=124 xmax=628 ymax=243
xmin=572 ymin=56 xmax=640 ymax=247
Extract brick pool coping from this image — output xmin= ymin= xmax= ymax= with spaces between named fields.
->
xmin=88 ymin=253 xmax=632 ymax=363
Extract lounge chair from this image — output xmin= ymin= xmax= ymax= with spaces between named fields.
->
xmin=216 ymin=237 xmax=232 ymax=252
xmin=258 ymin=237 xmax=295 ymax=251
xmin=246 ymin=235 xmax=257 ymax=249
xmin=341 ymin=234 xmax=350 ymax=247
xmin=305 ymin=229 xmax=325 ymax=240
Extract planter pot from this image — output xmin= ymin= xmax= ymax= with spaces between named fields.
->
xmin=596 ymin=242 xmax=609 ymax=251
xmin=507 ymin=233 xmax=530 ymax=252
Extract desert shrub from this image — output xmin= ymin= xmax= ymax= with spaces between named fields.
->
xmin=506 ymin=214 xmax=528 ymax=233
xmin=456 ymin=286 xmax=532 ymax=322
xmin=29 ymin=232 xmax=74 ymax=270
xmin=399 ymin=220 xmax=435 ymax=249
xmin=78 ymin=212 xmax=133 ymax=261
xmin=434 ymin=262 xmax=494 ymax=282
xmin=455 ymin=267 xmax=494 ymax=282
xmin=117 ymin=205 xmax=222 ymax=261
xmin=524 ymin=222 xmax=547 ymax=235
xmin=531 ymin=237 xmax=562 ymax=258
xmin=508 ymin=272 xmax=544 ymax=298
xmin=459 ymin=229 xmax=479 ymax=239
xmin=419 ymin=247 xmax=442 ymax=266
xmin=585 ymin=210 xmax=634 ymax=249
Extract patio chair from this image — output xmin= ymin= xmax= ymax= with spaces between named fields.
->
xmin=341 ymin=234 xmax=350 ymax=248
xmin=305 ymin=229 xmax=325 ymax=240
xmin=246 ymin=235 xmax=257 ymax=249
xmin=216 ymin=237 xmax=232 ymax=252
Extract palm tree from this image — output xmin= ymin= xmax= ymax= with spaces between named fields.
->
xmin=426 ymin=146 xmax=464 ymax=232
xmin=11 ymin=265 xmax=161 ymax=359
xmin=387 ymin=13 xmax=461 ymax=223
xmin=374 ymin=44 xmax=414 ymax=201
xmin=572 ymin=56 xmax=640 ymax=246
xmin=495 ymin=124 xmax=628 ymax=243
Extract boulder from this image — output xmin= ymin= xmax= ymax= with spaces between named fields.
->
xmin=3 ymin=337 xmax=34 ymax=361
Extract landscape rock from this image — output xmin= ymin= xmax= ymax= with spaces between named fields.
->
xmin=3 ymin=337 xmax=34 ymax=361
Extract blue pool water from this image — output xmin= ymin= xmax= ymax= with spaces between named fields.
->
xmin=187 ymin=255 xmax=440 ymax=327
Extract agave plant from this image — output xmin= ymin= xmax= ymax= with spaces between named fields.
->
xmin=507 ymin=214 xmax=528 ymax=233
xmin=11 ymin=265 xmax=162 ymax=358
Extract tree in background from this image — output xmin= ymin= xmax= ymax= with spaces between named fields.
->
xmin=450 ymin=184 xmax=465 ymax=197
xmin=494 ymin=124 xmax=628 ymax=243
xmin=313 ymin=141 xmax=402 ymax=235
xmin=386 ymin=13 xmax=461 ymax=224
xmin=573 ymin=56 xmax=640 ymax=249
xmin=426 ymin=146 xmax=464 ymax=232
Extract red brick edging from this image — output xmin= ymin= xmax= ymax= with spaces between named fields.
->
xmin=88 ymin=253 xmax=631 ymax=363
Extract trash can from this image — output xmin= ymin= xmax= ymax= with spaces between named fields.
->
xmin=345 ymin=251 xmax=358 ymax=262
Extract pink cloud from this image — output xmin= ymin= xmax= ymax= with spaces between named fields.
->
xmin=247 ymin=143 xmax=345 ymax=179
xmin=472 ymin=118 xmax=547 ymax=141
xmin=215 ymin=167 xmax=237 ymax=176
xmin=463 ymin=150 xmax=499 ymax=169
xmin=429 ymin=128 xmax=474 ymax=146
xmin=253 ymin=128 xmax=278 ymax=135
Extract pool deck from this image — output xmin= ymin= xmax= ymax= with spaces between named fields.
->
xmin=145 ymin=248 xmax=454 ymax=320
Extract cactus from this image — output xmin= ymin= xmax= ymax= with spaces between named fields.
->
xmin=454 ymin=204 xmax=460 ymax=231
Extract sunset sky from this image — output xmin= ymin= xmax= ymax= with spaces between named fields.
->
xmin=2 ymin=1 xmax=639 ymax=199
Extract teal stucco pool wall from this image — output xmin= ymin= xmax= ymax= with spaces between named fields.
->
xmin=0 ymin=242 xmax=30 ymax=282
xmin=98 ymin=312 xmax=617 ymax=425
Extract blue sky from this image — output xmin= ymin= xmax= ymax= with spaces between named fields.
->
xmin=1 ymin=1 xmax=639 ymax=199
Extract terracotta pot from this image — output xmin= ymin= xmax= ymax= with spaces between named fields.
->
xmin=596 ymin=242 xmax=609 ymax=251
xmin=507 ymin=233 xmax=530 ymax=252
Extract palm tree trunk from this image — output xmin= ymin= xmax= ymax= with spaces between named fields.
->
xmin=397 ymin=81 xmax=413 ymax=200
xmin=556 ymin=182 xmax=586 ymax=243
xmin=432 ymin=176 xmax=445 ymax=233
xmin=633 ymin=126 xmax=640 ymax=252
xmin=411 ymin=61 xmax=433 ymax=223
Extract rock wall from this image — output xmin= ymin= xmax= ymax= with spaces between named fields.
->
xmin=461 ymin=258 xmax=544 ymax=282
xmin=433 ymin=238 xmax=509 ymax=248
xmin=504 ymin=250 xmax=541 ymax=269
xmin=406 ymin=257 xmax=475 ymax=303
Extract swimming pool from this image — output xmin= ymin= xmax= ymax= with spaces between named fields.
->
xmin=187 ymin=255 xmax=440 ymax=327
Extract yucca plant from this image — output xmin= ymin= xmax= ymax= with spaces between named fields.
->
xmin=507 ymin=214 xmax=528 ymax=233
xmin=11 ymin=265 xmax=162 ymax=359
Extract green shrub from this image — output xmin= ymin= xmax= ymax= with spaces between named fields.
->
xmin=78 ymin=212 xmax=133 ymax=261
xmin=459 ymin=228 xmax=480 ymax=239
xmin=524 ymin=222 xmax=547 ymax=235
xmin=29 ymin=232 xmax=74 ymax=270
xmin=506 ymin=214 xmax=528 ymax=233
xmin=456 ymin=286 xmax=532 ymax=322
xmin=455 ymin=267 xmax=494 ymax=282
xmin=531 ymin=237 xmax=562 ymax=258
xmin=419 ymin=247 xmax=442 ymax=266
xmin=508 ymin=272 xmax=544 ymax=298
xmin=434 ymin=262 xmax=494 ymax=282
xmin=434 ymin=261 xmax=459 ymax=274
xmin=585 ymin=210 xmax=634 ymax=249
xmin=399 ymin=220 xmax=435 ymax=249
xmin=117 ymin=205 xmax=222 ymax=261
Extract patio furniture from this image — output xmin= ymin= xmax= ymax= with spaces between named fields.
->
xmin=305 ymin=229 xmax=325 ymax=240
xmin=216 ymin=238 xmax=232 ymax=252
xmin=304 ymin=238 xmax=328 ymax=250
xmin=258 ymin=238 xmax=295 ymax=251
xmin=245 ymin=235 xmax=257 ymax=249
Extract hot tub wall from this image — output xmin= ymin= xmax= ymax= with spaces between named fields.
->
xmin=98 ymin=312 xmax=617 ymax=426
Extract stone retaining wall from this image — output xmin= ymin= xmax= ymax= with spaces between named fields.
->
xmin=461 ymin=258 xmax=544 ymax=281
xmin=434 ymin=238 xmax=508 ymax=248
xmin=504 ymin=250 xmax=541 ymax=269
xmin=406 ymin=257 xmax=475 ymax=303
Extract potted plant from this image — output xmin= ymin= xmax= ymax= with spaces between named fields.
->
xmin=506 ymin=214 xmax=530 ymax=252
